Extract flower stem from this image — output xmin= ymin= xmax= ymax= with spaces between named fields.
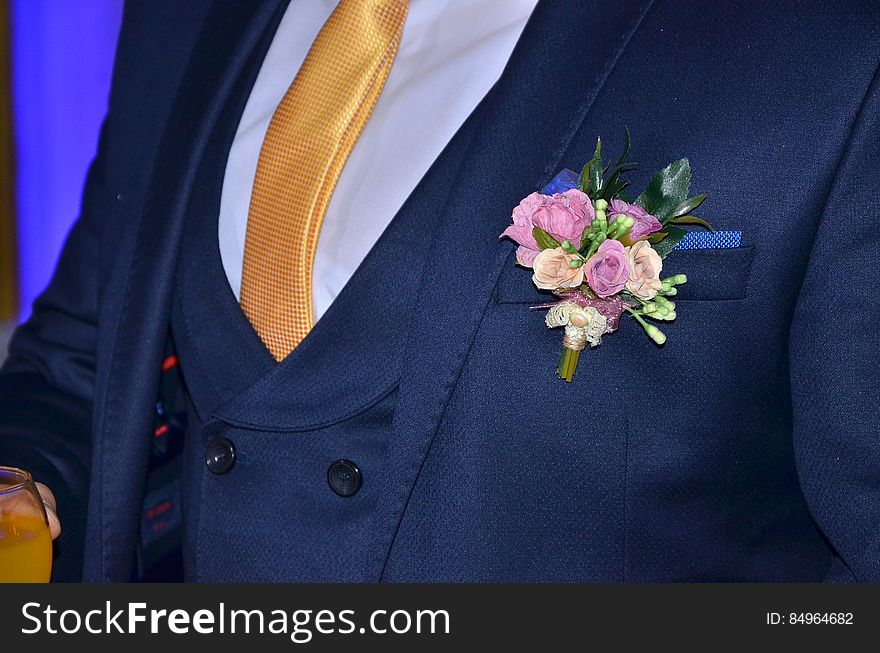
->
xmin=627 ymin=308 xmax=667 ymax=345
xmin=556 ymin=347 xmax=581 ymax=383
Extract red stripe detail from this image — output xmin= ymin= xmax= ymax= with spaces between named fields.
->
xmin=153 ymin=423 xmax=169 ymax=438
xmin=161 ymin=355 xmax=179 ymax=372
xmin=146 ymin=500 xmax=173 ymax=520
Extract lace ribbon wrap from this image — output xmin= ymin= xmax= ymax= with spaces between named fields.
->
xmin=550 ymin=291 xmax=628 ymax=331
xmin=545 ymin=302 xmax=607 ymax=351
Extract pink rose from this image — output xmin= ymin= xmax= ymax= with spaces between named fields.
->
xmin=585 ymin=240 xmax=630 ymax=298
xmin=532 ymin=247 xmax=585 ymax=290
xmin=625 ymin=241 xmax=663 ymax=300
xmin=501 ymin=189 xmax=594 ymax=267
xmin=609 ymin=199 xmax=661 ymax=242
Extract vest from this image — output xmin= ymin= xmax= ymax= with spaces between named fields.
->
xmin=166 ymin=17 xmax=477 ymax=580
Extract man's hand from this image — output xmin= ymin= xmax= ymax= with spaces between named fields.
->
xmin=35 ymin=482 xmax=61 ymax=540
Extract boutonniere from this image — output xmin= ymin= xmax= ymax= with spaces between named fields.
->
xmin=500 ymin=131 xmax=712 ymax=382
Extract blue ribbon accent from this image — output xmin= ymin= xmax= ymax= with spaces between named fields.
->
xmin=541 ymin=169 xmax=580 ymax=195
xmin=673 ymin=230 xmax=742 ymax=250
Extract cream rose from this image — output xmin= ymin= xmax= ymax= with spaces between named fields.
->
xmin=532 ymin=247 xmax=585 ymax=290
xmin=625 ymin=240 xmax=663 ymax=300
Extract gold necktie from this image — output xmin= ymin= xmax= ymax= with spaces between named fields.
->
xmin=240 ymin=0 xmax=409 ymax=361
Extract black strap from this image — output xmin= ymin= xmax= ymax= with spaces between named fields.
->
xmin=135 ymin=338 xmax=187 ymax=581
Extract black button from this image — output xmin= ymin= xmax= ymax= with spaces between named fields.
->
xmin=205 ymin=437 xmax=236 ymax=475
xmin=327 ymin=459 xmax=362 ymax=497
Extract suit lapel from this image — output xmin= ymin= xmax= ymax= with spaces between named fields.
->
xmin=85 ymin=0 xmax=289 ymax=581
xmin=371 ymin=0 xmax=657 ymax=578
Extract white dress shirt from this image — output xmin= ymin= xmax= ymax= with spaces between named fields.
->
xmin=219 ymin=0 xmax=538 ymax=321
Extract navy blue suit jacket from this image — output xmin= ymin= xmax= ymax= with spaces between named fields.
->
xmin=2 ymin=0 xmax=879 ymax=582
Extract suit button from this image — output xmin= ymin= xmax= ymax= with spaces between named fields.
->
xmin=205 ymin=437 xmax=236 ymax=474
xmin=327 ymin=459 xmax=362 ymax=497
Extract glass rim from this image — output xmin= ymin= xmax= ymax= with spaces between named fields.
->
xmin=0 ymin=466 xmax=34 ymax=495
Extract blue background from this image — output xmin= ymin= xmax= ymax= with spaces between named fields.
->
xmin=11 ymin=0 xmax=123 ymax=323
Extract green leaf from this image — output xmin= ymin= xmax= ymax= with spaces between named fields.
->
xmin=589 ymin=138 xmax=603 ymax=196
xmin=603 ymin=162 xmax=637 ymax=186
xmin=667 ymin=194 xmax=707 ymax=221
xmin=641 ymin=158 xmax=692 ymax=221
xmin=597 ymin=129 xmax=635 ymax=202
xmin=647 ymin=231 xmax=669 ymax=244
xmin=669 ymin=215 xmax=714 ymax=230
xmin=601 ymin=179 xmax=630 ymax=201
xmin=608 ymin=161 xmax=638 ymax=177
xmin=650 ymin=226 xmax=687 ymax=258
xmin=578 ymin=162 xmax=590 ymax=195
xmin=600 ymin=163 xmax=636 ymax=201
xmin=532 ymin=227 xmax=561 ymax=251
xmin=578 ymin=138 xmax=603 ymax=196
xmin=578 ymin=226 xmax=593 ymax=251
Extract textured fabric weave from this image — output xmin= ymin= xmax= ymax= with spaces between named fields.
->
xmin=4 ymin=1 xmax=880 ymax=583
xmin=674 ymin=230 xmax=742 ymax=250
xmin=240 ymin=0 xmax=409 ymax=361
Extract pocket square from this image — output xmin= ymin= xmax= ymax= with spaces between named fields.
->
xmin=673 ymin=230 xmax=742 ymax=250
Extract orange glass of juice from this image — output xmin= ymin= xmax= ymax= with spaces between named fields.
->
xmin=0 ymin=466 xmax=52 ymax=582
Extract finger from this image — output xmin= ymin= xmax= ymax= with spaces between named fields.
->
xmin=44 ymin=505 xmax=61 ymax=540
xmin=35 ymin=483 xmax=57 ymax=512
xmin=35 ymin=483 xmax=61 ymax=539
